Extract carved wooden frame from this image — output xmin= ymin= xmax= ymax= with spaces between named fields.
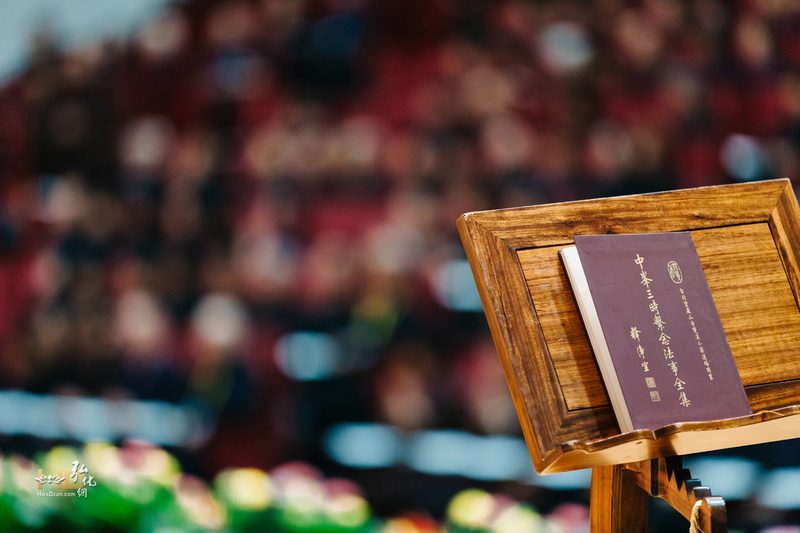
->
xmin=458 ymin=178 xmax=800 ymax=476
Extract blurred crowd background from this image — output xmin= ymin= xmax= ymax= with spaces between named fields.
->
xmin=1 ymin=0 xmax=800 ymax=530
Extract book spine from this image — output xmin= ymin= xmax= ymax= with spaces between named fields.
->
xmin=560 ymin=246 xmax=635 ymax=433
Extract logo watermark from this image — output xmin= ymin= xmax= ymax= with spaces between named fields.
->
xmin=35 ymin=461 xmax=96 ymax=498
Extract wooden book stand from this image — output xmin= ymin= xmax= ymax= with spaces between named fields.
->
xmin=457 ymin=179 xmax=800 ymax=532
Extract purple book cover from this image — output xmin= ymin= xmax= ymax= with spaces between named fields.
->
xmin=572 ymin=232 xmax=752 ymax=431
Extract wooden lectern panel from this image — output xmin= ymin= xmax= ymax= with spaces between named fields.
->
xmin=458 ymin=179 xmax=800 ymax=474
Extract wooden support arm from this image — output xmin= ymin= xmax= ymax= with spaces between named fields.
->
xmin=643 ymin=456 xmax=727 ymax=533
xmin=591 ymin=457 xmax=727 ymax=533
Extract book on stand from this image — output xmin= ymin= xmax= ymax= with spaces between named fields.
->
xmin=559 ymin=232 xmax=752 ymax=433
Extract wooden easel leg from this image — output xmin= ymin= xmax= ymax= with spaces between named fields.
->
xmin=590 ymin=464 xmax=649 ymax=533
